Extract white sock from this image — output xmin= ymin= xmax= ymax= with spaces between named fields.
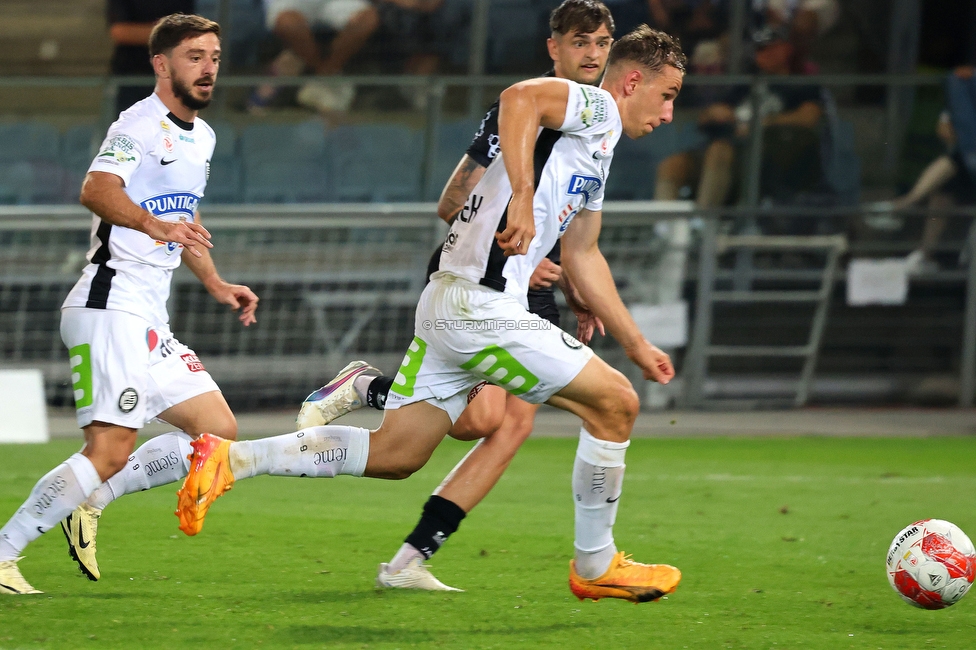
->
xmin=86 ymin=431 xmax=193 ymax=510
xmin=0 ymin=453 xmax=102 ymax=561
xmin=573 ymin=427 xmax=629 ymax=579
xmin=228 ymin=426 xmax=369 ymax=480
xmin=387 ymin=543 xmax=425 ymax=573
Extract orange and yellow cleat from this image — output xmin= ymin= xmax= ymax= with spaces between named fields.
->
xmin=176 ymin=433 xmax=235 ymax=536
xmin=569 ymin=551 xmax=681 ymax=603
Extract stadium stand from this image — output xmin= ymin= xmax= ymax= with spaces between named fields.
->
xmin=327 ymin=124 xmax=424 ymax=202
xmin=241 ymin=120 xmax=330 ymax=203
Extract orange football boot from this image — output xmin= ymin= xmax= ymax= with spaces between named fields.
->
xmin=569 ymin=551 xmax=681 ymax=603
xmin=176 ymin=433 xmax=235 ymax=536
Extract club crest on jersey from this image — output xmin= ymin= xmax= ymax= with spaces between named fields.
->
xmin=593 ymin=130 xmax=614 ymax=160
xmin=162 ymin=134 xmax=174 ymax=152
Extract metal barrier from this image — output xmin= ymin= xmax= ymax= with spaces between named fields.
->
xmin=3 ymin=202 xmax=976 ymax=409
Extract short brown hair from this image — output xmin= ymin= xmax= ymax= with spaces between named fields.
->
xmin=607 ymin=24 xmax=686 ymax=73
xmin=549 ymin=0 xmax=614 ymax=37
xmin=149 ymin=14 xmax=221 ymax=57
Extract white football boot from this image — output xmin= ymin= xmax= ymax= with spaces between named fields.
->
xmin=297 ymin=360 xmax=380 ymax=428
xmin=376 ymin=557 xmax=463 ymax=592
xmin=0 ymin=558 xmax=42 ymax=594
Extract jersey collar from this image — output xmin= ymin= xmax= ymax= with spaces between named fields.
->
xmin=150 ymin=93 xmax=195 ymax=131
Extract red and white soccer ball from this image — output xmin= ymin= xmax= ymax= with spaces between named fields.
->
xmin=886 ymin=519 xmax=976 ymax=609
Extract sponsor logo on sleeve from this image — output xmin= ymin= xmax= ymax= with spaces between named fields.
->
xmin=181 ymin=353 xmax=205 ymax=372
xmin=578 ymin=87 xmax=608 ymax=128
xmin=96 ymin=134 xmax=137 ymax=164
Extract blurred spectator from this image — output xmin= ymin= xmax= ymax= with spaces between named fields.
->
xmin=892 ymin=67 xmax=976 ymax=274
xmin=655 ymin=36 xmax=824 ymax=208
xmin=376 ymin=0 xmax=445 ymax=110
xmin=108 ymin=0 xmax=194 ymax=115
xmin=261 ymin=0 xmax=382 ymax=112
xmin=748 ymin=0 xmax=838 ymax=73
xmin=646 ymin=0 xmax=728 ymax=106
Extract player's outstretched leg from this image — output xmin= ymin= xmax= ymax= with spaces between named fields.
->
xmin=61 ymin=430 xmax=194 ymax=580
xmin=296 ymin=361 xmax=384 ymax=428
xmin=177 ymin=404 xmax=452 ymax=535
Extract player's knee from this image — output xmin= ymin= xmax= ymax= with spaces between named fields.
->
xmin=207 ymin=415 xmax=238 ymax=442
xmin=451 ymin=412 xmax=501 ymax=441
xmin=104 ymin=445 xmax=135 ymax=476
xmin=507 ymin=414 xmax=535 ymax=445
xmin=593 ymin=380 xmax=640 ymax=433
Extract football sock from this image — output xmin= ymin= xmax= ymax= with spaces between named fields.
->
xmin=387 ymin=544 xmax=424 ymax=573
xmin=573 ymin=427 xmax=628 ymax=580
xmin=87 ymin=431 xmax=193 ymax=510
xmin=0 ymin=454 xmax=101 ymax=561
xmin=397 ymin=495 xmax=466 ymax=570
xmin=364 ymin=376 xmax=394 ymax=410
xmin=228 ymin=426 xmax=369 ymax=480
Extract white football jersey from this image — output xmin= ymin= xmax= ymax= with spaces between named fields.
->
xmin=438 ymin=79 xmax=621 ymax=307
xmin=63 ymin=93 xmax=216 ymax=325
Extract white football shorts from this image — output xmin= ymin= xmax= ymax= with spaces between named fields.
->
xmin=60 ymin=307 xmax=220 ymax=429
xmin=385 ymin=272 xmax=594 ymax=422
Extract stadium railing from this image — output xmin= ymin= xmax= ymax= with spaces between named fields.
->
xmin=3 ymin=202 xmax=976 ymax=410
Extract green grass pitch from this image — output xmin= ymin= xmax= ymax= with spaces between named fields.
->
xmin=2 ymin=436 xmax=975 ymax=649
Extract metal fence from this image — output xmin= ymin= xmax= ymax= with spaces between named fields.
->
xmin=4 ymin=202 xmax=976 ymax=411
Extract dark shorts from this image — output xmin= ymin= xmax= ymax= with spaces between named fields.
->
xmin=527 ymin=289 xmax=560 ymax=327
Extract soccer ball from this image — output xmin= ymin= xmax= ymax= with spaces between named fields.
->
xmin=886 ymin=519 xmax=976 ymax=609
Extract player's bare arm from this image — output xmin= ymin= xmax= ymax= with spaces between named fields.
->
xmin=557 ymin=270 xmax=605 ymax=344
xmin=180 ymin=213 xmax=258 ymax=326
xmin=496 ymin=78 xmax=571 ymax=256
xmin=436 ymin=155 xmax=487 ymax=223
xmin=561 ymin=208 xmax=674 ymax=383
xmin=80 ymin=171 xmax=213 ymax=257
xmin=529 ymin=257 xmax=562 ymax=289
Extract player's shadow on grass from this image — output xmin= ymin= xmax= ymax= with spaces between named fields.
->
xmin=285 ymin=622 xmax=587 ymax=644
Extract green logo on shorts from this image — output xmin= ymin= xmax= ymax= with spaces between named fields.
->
xmin=68 ymin=344 xmax=93 ymax=409
xmin=460 ymin=345 xmax=538 ymax=396
xmin=391 ymin=336 xmax=428 ymax=398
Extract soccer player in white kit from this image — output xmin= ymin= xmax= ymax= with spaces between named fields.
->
xmin=178 ymin=25 xmax=685 ymax=603
xmin=0 ymin=14 xmax=258 ymax=594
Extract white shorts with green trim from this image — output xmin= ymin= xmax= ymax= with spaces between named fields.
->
xmin=385 ymin=273 xmax=594 ymax=423
xmin=60 ymin=307 xmax=220 ymax=429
